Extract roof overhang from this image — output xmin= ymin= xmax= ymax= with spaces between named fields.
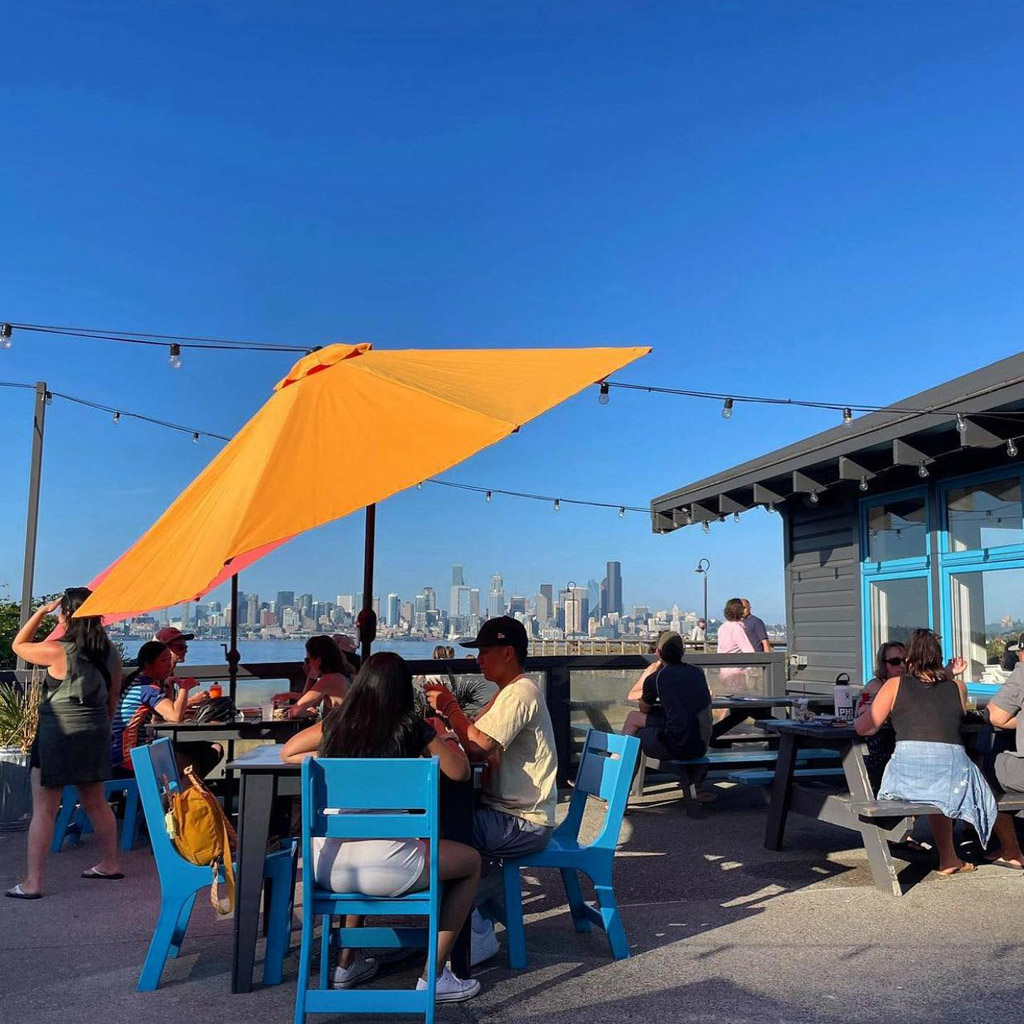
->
xmin=650 ymin=350 xmax=1024 ymax=533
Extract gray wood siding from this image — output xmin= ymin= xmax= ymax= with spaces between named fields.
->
xmin=784 ymin=499 xmax=862 ymax=695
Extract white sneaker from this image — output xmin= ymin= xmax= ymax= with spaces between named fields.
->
xmin=471 ymin=912 xmax=500 ymax=966
xmin=417 ymin=966 xmax=481 ymax=1003
xmin=330 ymin=952 xmax=379 ymax=989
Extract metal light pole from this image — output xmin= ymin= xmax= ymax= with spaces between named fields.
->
xmin=694 ymin=559 xmax=711 ymax=644
xmin=17 ymin=382 xmax=49 ymax=670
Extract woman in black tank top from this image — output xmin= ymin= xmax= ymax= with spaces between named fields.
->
xmin=855 ymin=629 xmax=997 ymax=876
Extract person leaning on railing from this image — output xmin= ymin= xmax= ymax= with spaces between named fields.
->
xmin=7 ymin=588 xmax=124 ymax=899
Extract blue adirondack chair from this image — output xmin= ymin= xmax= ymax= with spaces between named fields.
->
xmin=131 ymin=738 xmax=296 ymax=991
xmin=294 ymin=757 xmax=441 ymax=1024
xmin=51 ymin=778 xmax=142 ymax=853
xmin=502 ymin=729 xmax=639 ymax=968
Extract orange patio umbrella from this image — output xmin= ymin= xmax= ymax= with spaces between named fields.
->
xmin=78 ymin=342 xmax=650 ymax=682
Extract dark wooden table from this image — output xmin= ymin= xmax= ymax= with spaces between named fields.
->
xmin=758 ymin=718 xmax=990 ymax=896
xmin=226 ymin=745 xmax=482 ymax=993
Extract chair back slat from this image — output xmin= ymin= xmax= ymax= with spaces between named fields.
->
xmin=320 ymin=813 xmax=431 ymax=840
xmin=130 ymin=738 xmax=184 ymax=867
xmin=563 ymin=729 xmax=640 ymax=847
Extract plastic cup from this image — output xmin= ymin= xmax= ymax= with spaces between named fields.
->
xmin=262 ymin=702 xmax=275 ymax=722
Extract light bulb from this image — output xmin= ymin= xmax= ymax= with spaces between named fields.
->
xmin=485 ymin=490 xmax=492 ymax=502
xmin=842 ymin=407 xmax=853 ymax=427
xmin=809 ymin=491 xmax=819 ymax=504
xmin=416 ymin=482 xmax=423 ymax=489
xmin=721 ymin=397 xmax=734 ymax=419
xmin=767 ymin=501 xmax=775 ymax=514
xmin=733 ymin=511 xmax=740 ymax=523
xmin=554 ymin=498 xmax=560 ymax=512
xmin=702 ymin=520 xmax=710 ymax=534
xmin=1008 ymin=439 xmax=1018 ymax=458
xmin=168 ymin=343 xmax=183 ymax=369
xmin=44 ymin=391 xmax=52 ymax=406
xmin=618 ymin=506 xmax=625 ymax=518
xmin=0 ymin=323 xmax=11 ymax=350
xmin=598 ymin=382 xmax=610 ymax=405
xmin=956 ymin=413 xmax=967 ymax=437
xmin=192 ymin=432 xmax=200 ymax=444
xmin=112 ymin=411 xmax=121 ymax=424
xmin=918 ymin=462 xmax=929 ymax=478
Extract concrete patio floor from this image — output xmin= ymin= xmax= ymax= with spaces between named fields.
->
xmin=2 ymin=779 xmax=1022 ymax=1023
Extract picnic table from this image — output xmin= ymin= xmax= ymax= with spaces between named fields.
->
xmin=225 ymin=745 xmax=483 ymax=993
xmin=757 ymin=717 xmax=1009 ymax=896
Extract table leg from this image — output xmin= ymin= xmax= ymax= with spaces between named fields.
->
xmin=842 ymin=741 xmax=903 ymax=897
xmin=711 ymin=709 xmax=747 ymax=744
xmin=232 ymin=772 xmax=274 ymax=994
xmin=440 ymin=777 xmax=475 ymax=980
xmin=764 ymin=732 xmax=799 ymax=850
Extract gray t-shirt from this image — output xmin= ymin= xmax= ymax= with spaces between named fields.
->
xmin=989 ymin=665 xmax=1024 ymax=757
xmin=743 ymin=614 xmax=769 ymax=650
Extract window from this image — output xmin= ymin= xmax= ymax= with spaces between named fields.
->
xmin=948 ymin=566 xmax=1024 ymax=683
xmin=867 ymin=576 xmax=930 ymax=652
xmin=947 ymin=476 xmax=1024 ymax=553
xmin=865 ymin=497 xmax=928 ymax=562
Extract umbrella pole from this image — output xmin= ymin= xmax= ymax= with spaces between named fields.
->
xmin=227 ymin=572 xmax=240 ymax=702
xmin=358 ymin=503 xmax=377 ymax=663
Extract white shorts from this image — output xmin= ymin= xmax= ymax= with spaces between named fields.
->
xmin=312 ymin=837 xmax=428 ymax=897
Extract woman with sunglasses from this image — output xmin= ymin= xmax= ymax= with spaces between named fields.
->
xmin=857 ymin=642 xmax=907 ymax=793
xmin=286 ymin=635 xmax=355 ymax=719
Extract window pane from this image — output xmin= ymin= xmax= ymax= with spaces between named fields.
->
xmin=947 ymin=477 xmax=1024 ymax=552
xmin=868 ymin=577 xmax=929 ymax=652
xmin=866 ymin=498 xmax=927 ymax=561
xmin=949 ymin=567 xmax=1024 ymax=683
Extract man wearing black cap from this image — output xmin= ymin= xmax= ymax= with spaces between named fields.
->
xmin=425 ymin=616 xmax=556 ymax=963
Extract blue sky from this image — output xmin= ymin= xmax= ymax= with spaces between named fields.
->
xmin=2 ymin=2 xmax=1023 ymax=621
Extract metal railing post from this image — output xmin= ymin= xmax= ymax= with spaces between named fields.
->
xmin=544 ymin=664 xmax=572 ymax=788
xmin=17 ymin=382 xmax=48 ymax=670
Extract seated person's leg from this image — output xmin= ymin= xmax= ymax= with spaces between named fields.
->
xmin=621 ymin=710 xmax=647 ymax=737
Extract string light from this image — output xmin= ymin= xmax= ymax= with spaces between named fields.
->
xmin=809 ymin=491 xmax=819 ymax=504
xmin=721 ymin=397 xmax=734 ymax=419
xmin=416 ymin=481 xmax=423 ymax=489
xmin=112 ymin=411 xmax=121 ymax=424
xmin=767 ymin=502 xmax=776 ymax=514
xmin=44 ymin=391 xmax=52 ymax=406
xmin=842 ymin=407 xmax=853 ymax=426
xmin=733 ymin=511 xmax=740 ymax=523
xmin=702 ymin=520 xmax=711 ymax=534
xmin=618 ymin=506 xmax=626 ymax=518
xmin=554 ymin=499 xmax=561 ymax=512
xmin=859 ymin=476 xmax=869 ymax=492
xmin=192 ymin=432 xmax=200 ymax=444
xmin=598 ymin=382 xmax=610 ymax=405
xmin=486 ymin=490 xmax=492 ymax=502
xmin=956 ymin=413 xmax=967 ymax=437
xmin=1008 ymin=439 xmax=1018 ymax=458
xmin=168 ymin=343 xmax=183 ymax=370
xmin=918 ymin=462 xmax=930 ymax=478
xmin=0 ymin=323 xmax=11 ymax=350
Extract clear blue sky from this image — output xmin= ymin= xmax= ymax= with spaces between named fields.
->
xmin=2 ymin=2 xmax=1023 ymax=621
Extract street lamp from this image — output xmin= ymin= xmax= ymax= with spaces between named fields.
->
xmin=694 ymin=559 xmax=711 ymax=639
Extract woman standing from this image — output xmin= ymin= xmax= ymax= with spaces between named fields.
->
xmin=6 ymin=589 xmax=123 ymax=899
xmin=855 ymin=628 xmax=995 ymax=876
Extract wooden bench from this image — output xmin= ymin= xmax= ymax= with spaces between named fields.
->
xmin=630 ymin=747 xmax=840 ymax=816
xmin=727 ymin=767 xmax=846 ymax=786
xmin=850 ymin=792 xmax=1024 ymax=821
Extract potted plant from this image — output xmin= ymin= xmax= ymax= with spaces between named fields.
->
xmin=0 ymin=672 xmax=40 ymax=832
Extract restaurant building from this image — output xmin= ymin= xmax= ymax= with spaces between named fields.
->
xmin=650 ymin=352 xmax=1024 ymax=697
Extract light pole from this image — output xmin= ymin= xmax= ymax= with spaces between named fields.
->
xmin=694 ymin=559 xmax=711 ymax=642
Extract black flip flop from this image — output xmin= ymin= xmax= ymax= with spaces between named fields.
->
xmin=81 ymin=868 xmax=125 ymax=880
xmin=5 ymin=884 xmax=42 ymax=900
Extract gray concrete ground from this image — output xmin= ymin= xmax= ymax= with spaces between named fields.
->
xmin=2 ymin=779 xmax=1022 ymax=1023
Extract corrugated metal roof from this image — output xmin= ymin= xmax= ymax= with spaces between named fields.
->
xmin=649 ymin=350 xmax=1024 ymax=533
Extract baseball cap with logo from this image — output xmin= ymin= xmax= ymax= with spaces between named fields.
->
xmin=154 ymin=626 xmax=195 ymax=646
xmin=459 ymin=616 xmax=529 ymax=657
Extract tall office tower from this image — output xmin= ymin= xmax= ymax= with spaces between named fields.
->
xmin=487 ymin=573 xmax=505 ymax=618
xmin=336 ymin=595 xmax=354 ymax=614
xmin=299 ymin=593 xmax=314 ymax=615
xmin=423 ymin=586 xmax=436 ymax=611
xmin=536 ymin=589 xmax=551 ymax=625
xmin=276 ymin=591 xmax=295 ymax=612
xmin=414 ymin=593 xmax=427 ymax=630
xmin=401 ymin=600 xmax=413 ymax=625
xmin=587 ymin=579 xmax=600 ymax=620
xmin=452 ymin=565 xmax=465 ymax=586
xmin=246 ymin=593 xmax=261 ymax=627
xmin=606 ymin=561 xmax=623 ymax=616
xmin=509 ymin=596 xmax=526 ymax=616
xmin=600 ymin=578 xmax=609 ymax=617
xmin=469 ymin=588 xmax=480 ymax=617
xmin=450 ymin=566 xmax=465 ymax=617
xmin=563 ymin=586 xmax=588 ymax=635
xmin=386 ymin=593 xmax=400 ymax=627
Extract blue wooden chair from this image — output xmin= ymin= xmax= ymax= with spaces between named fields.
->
xmin=294 ymin=756 xmax=441 ymax=1024
xmin=501 ymin=729 xmax=639 ymax=968
xmin=131 ymin=738 xmax=296 ymax=991
xmin=51 ymin=778 xmax=142 ymax=853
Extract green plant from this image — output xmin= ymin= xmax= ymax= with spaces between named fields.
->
xmin=0 ymin=674 xmax=41 ymax=751
xmin=0 ymin=596 xmax=59 ymax=670
xmin=414 ymin=676 xmax=491 ymax=718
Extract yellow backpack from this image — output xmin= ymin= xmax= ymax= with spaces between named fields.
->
xmin=164 ymin=766 xmax=238 ymax=915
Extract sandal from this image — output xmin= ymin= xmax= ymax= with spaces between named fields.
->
xmin=984 ymin=853 xmax=1024 ymax=870
xmin=5 ymin=884 xmax=42 ymax=900
xmin=81 ymin=868 xmax=125 ymax=880
xmin=937 ymin=862 xmax=976 ymax=877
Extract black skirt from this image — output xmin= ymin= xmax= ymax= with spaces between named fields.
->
xmin=31 ymin=703 xmax=111 ymax=788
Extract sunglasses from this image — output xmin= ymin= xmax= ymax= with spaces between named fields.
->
xmin=885 ymin=656 xmax=905 ymax=666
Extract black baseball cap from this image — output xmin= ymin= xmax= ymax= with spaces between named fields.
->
xmin=460 ymin=616 xmax=529 ymax=652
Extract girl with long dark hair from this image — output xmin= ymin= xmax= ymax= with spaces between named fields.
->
xmin=856 ymin=628 xmax=996 ymax=875
xmin=282 ymin=652 xmax=481 ymax=1002
xmin=6 ymin=588 xmax=123 ymax=899
xmin=285 ymin=634 xmax=354 ymax=719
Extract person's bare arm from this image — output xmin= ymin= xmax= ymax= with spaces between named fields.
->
xmin=988 ymin=704 xmax=1018 ymax=730
xmin=155 ymin=678 xmax=198 ymax=723
xmin=11 ymin=599 xmax=64 ymax=667
xmin=426 ymin=734 xmax=471 ymax=782
xmin=424 ymin=684 xmax=500 ymax=758
xmin=760 ymin=639 xmax=772 ymax=653
xmin=627 ymin=661 xmax=659 ymax=701
xmin=855 ymin=677 xmax=899 ymax=736
xmin=281 ymin=721 xmax=324 ymax=762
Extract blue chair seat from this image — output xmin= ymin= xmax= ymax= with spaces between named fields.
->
xmin=131 ymin=739 xmax=296 ymax=991
xmin=51 ymin=777 xmax=142 ymax=853
xmin=502 ymin=729 xmax=640 ymax=969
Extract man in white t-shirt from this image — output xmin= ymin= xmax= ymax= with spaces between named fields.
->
xmin=425 ymin=616 xmax=556 ymax=964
